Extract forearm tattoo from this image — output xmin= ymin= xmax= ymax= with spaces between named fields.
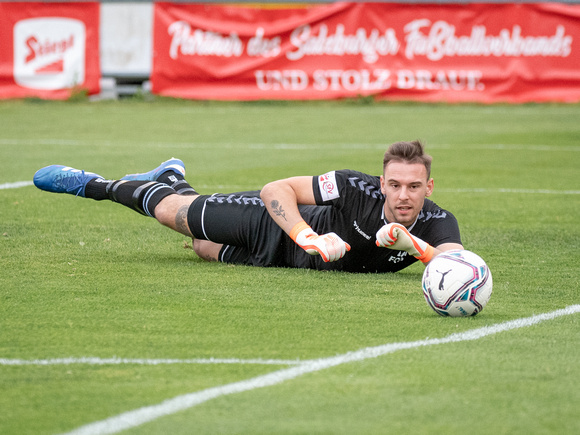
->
xmin=270 ymin=200 xmax=287 ymax=221
xmin=175 ymin=205 xmax=192 ymax=236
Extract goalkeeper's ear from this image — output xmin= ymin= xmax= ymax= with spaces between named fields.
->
xmin=425 ymin=178 xmax=434 ymax=197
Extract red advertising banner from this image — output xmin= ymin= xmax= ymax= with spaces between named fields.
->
xmin=152 ymin=2 xmax=580 ymax=103
xmin=0 ymin=2 xmax=100 ymax=100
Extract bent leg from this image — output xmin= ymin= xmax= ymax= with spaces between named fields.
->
xmin=154 ymin=193 xmax=199 ymax=236
xmin=193 ymin=239 xmax=223 ymax=262
xmin=155 ymin=194 xmax=224 ymax=262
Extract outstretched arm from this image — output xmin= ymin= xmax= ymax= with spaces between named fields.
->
xmin=260 ymin=177 xmax=350 ymax=262
xmin=376 ymin=223 xmax=463 ymax=265
xmin=433 ymin=242 xmax=464 ymax=255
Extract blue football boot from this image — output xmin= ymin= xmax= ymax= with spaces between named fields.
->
xmin=121 ymin=158 xmax=185 ymax=181
xmin=33 ymin=165 xmax=102 ymax=197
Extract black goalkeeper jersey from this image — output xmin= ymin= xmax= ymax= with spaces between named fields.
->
xmin=190 ymin=169 xmax=461 ymax=273
xmin=288 ymin=169 xmax=462 ymax=273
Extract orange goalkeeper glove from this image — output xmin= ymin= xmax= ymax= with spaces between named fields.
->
xmin=290 ymin=221 xmax=351 ymax=262
xmin=375 ymin=223 xmax=434 ymax=264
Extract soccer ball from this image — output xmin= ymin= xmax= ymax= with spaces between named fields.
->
xmin=422 ymin=250 xmax=493 ymax=317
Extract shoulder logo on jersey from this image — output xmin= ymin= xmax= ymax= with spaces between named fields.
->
xmin=318 ymin=171 xmax=339 ymax=201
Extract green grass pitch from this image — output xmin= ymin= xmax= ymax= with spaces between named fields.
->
xmin=0 ymin=98 xmax=579 ymax=434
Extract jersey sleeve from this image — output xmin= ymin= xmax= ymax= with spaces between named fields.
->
xmin=312 ymin=171 xmax=341 ymax=205
xmin=312 ymin=170 xmax=382 ymax=207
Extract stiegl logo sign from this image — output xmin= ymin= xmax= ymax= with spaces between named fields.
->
xmin=13 ymin=17 xmax=85 ymax=90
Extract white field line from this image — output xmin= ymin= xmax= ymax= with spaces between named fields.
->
xmin=436 ymin=187 xmax=580 ymax=195
xmin=199 ymin=186 xmax=580 ymax=195
xmin=60 ymin=305 xmax=580 ymax=435
xmin=0 ymin=181 xmax=33 ymax=190
xmin=2 ymin=180 xmax=578 ymax=195
xmin=1 ymin=138 xmax=579 ymax=152
xmin=0 ymin=357 xmax=304 ymax=366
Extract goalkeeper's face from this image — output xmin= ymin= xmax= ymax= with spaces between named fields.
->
xmin=380 ymin=161 xmax=434 ymax=227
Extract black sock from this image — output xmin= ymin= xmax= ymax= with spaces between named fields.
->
xmin=84 ymin=179 xmax=176 ymax=218
xmin=84 ymin=178 xmax=110 ymax=201
xmin=157 ymin=171 xmax=198 ymax=196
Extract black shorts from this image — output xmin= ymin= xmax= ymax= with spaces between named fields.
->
xmin=186 ymin=192 xmax=297 ymax=267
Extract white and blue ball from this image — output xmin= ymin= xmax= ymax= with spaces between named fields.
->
xmin=422 ymin=250 xmax=493 ymax=317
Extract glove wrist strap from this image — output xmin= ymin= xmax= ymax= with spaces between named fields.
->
xmin=289 ymin=221 xmax=311 ymax=242
xmin=415 ymin=244 xmax=435 ymax=264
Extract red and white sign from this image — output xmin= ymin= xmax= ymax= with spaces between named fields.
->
xmin=152 ymin=2 xmax=580 ymax=103
xmin=0 ymin=2 xmax=100 ymax=99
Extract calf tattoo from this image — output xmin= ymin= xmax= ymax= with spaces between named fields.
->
xmin=175 ymin=205 xmax=192 ymax=236
xmin=270 ymin=200 xmax=287 ymax=221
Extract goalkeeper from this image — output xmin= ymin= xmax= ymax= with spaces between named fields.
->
xmin=33 ymin=140 xmax=463 ymax=273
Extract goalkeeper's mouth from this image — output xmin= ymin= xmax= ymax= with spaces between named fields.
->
xmin=395 ymin=206 xmax=416 ymax=222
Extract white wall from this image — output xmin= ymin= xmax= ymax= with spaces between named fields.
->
xmin=100 ymin=2 xmax=153 ymax=77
